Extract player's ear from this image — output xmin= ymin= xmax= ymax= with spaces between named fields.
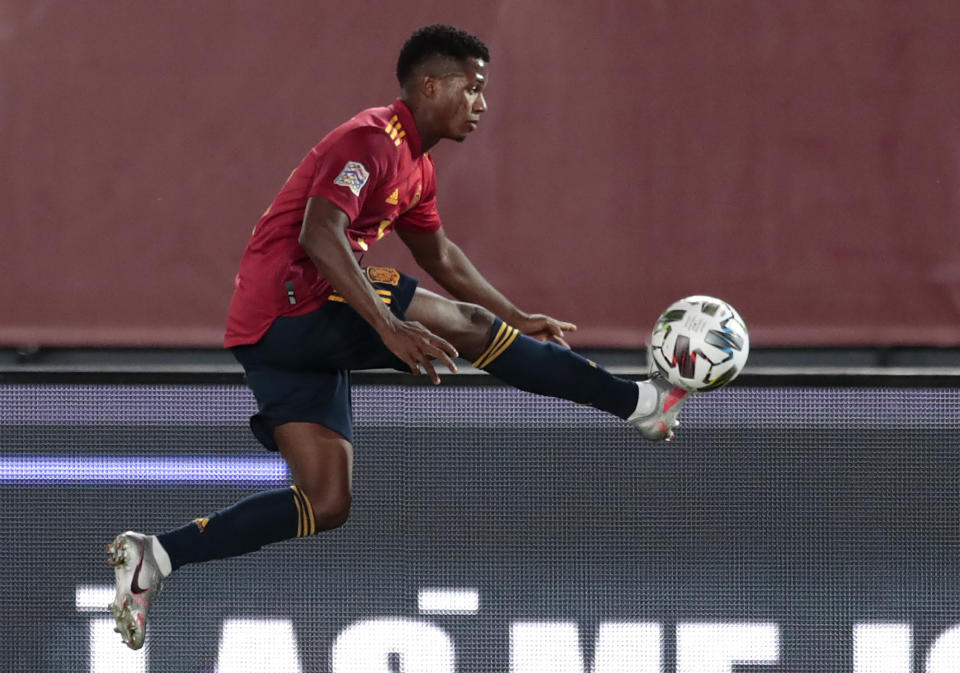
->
xmin=420 ymin=73 xmax=438 ymax=99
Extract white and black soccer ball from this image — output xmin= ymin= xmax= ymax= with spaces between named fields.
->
xmin=649 ymin=295 xmax=749 ymax=392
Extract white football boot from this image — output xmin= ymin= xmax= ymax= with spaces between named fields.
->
xmin=627 ymin=374 xmax=689 ymax=441
xmin=105 ymin=531 xmax=168 ymax=650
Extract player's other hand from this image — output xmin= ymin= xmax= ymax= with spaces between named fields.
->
xmin=380 ymin=318 xmax=459 ymax=385
xmin=517 ymin=314 xmax=577 ymax=349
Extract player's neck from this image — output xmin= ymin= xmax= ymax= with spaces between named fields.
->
xmin=399 ymin=95 xmax=441 ymax=154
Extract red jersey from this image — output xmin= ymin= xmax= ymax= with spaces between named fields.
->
xmin=224 ymin=99 xmax=442 ymax=347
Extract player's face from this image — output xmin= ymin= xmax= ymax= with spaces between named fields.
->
xmin=433 ymin=57 xmax=488 ymax=142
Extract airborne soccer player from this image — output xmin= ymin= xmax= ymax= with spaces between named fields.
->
xmin=106 ymin=24 xmax=690 ymax=649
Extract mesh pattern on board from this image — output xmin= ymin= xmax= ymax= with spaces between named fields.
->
xmin=1 ymin=383 xmax=958 ymax=672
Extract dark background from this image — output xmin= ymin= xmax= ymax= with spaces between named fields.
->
xmin=2 ymin=382 xmax=957 ymax=671
xmin=3 ymin=1 xmax=959 ymax=348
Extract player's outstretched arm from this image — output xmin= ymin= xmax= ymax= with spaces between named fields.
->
xmin=397 ymin=226 xmax=577 ymax=347
xmin=300 ymin=197 xmax=458 ymax=383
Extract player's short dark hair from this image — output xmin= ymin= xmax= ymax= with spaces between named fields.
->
xmin=396 ymin=24 xmax=490 ymax=86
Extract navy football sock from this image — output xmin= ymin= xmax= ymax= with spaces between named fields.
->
xmin=474 ymin=319 xmax=639 ymax=419
xmin=156 ymin=486 xmax=316 ymax=571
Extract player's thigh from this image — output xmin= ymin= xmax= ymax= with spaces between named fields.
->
xmin=258 ymin=305 xmax=401 ymax=372
xmin=259 ymin=268 xmax=420 ymax=372
xmin=405 ymin=288 xmax=495 ymax=360
xmin=275 ymin=422 xmax=354 ymax=527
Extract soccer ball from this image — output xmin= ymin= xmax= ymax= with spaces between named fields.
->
xmin=649 ymin=295 xmax=749 ymax=392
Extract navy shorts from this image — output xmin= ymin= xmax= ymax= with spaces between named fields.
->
xmin=231 ymin=267 xmax=418 ymax=450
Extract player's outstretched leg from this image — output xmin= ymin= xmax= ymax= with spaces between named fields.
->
xmin=475 ymin=319 xmax=690 ymax=441
xmin=406 ymin=290 xmax=689 ymax=440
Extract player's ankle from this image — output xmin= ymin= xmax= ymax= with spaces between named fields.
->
xmin=149 ymin=536 xmax=173 ymax=578
xmin=629 ymin=381 xmax=658 ymax=420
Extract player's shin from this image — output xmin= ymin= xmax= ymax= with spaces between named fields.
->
xmin=474 ymin=318 xmax=640 ymax=419
xmin=156 ymin=485 xmax=316 ymax=571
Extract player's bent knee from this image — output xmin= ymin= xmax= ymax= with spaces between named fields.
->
xmin=455 ymin=302 xmax=496 ymax=358
xmin=303 ymin=486 xmax=352 ymax=531
xmin=274 ymin=423 xmax=354 ymax=531
xmin=461 ymin=302 xmax=495 ymax=331
xmin=316 ymin=493 xmax=352 ymax=530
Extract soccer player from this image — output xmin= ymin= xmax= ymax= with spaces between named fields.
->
xmin=106 ymin=24 xmax=689 ymax=649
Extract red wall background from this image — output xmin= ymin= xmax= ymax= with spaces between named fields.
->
xmin=2 ymin=1 xmax=959 ymax=347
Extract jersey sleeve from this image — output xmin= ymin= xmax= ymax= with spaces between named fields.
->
xmin=395 ymin=155 xmax=442 ymax=233
xmin=308 ymin=128 xmax=392 ymax=222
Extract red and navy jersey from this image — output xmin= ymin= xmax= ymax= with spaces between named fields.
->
xmin=225 ymin=99 xmax=442 ymax=347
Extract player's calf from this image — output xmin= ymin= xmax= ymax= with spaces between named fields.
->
xmin=473 ymin=317 xmax=640 ymax=417
xmin=470 ymin=317 xmax=691 ymax=440
xmin=154 ymin=486 xmax=321 ymax=573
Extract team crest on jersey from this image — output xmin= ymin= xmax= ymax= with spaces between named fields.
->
xmin=366 ymin=266 xmax=400 ymax=286
xmin=333 ymin=161 xmax=370 ymax=197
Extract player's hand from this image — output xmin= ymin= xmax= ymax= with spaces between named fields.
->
xmin=380 ymin=318 xmax=459 ymax=385
xmin=516 ymin=314 xmax=577 ymax=349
